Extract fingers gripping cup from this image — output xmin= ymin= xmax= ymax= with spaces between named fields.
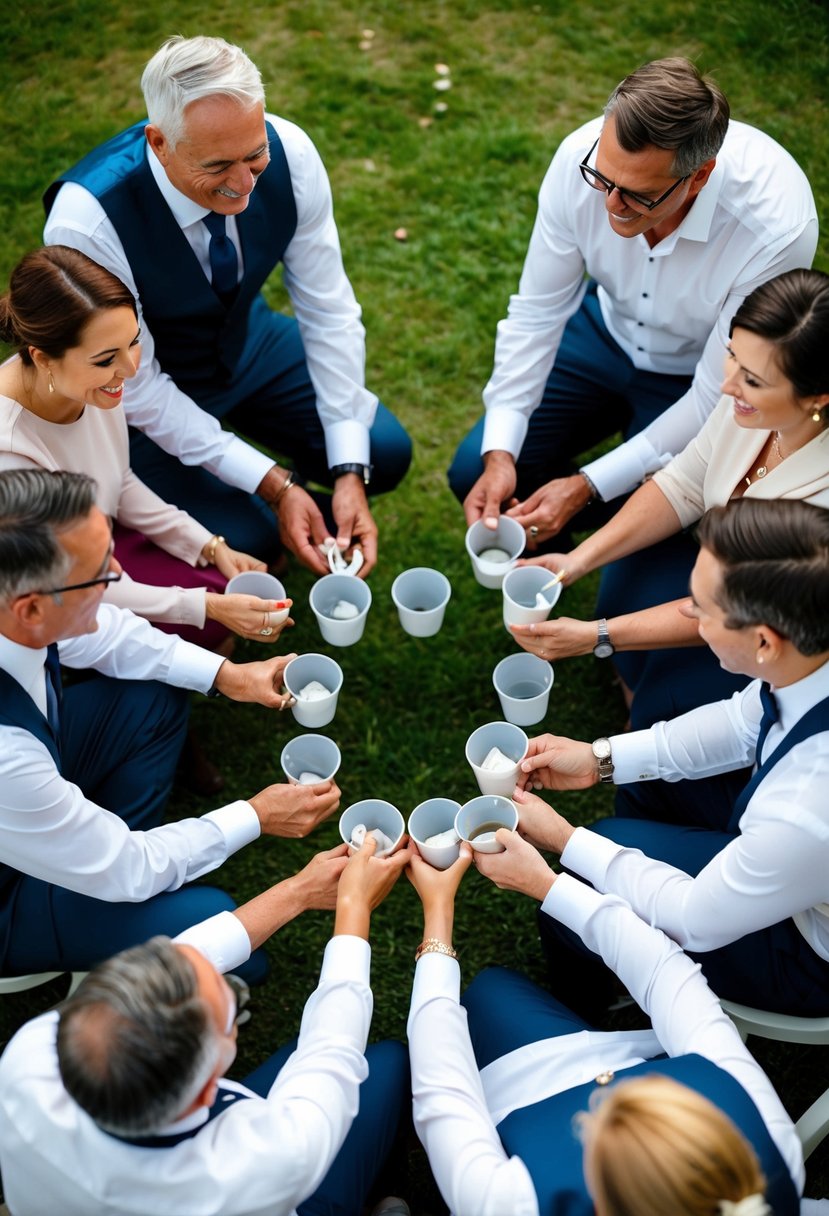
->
xmin=455 ymin=795 xmax=518 ymax=854
xmin=502 ymin=566 xmax=562 ymax=632
xmin=280 ymin=734 xmax=341 ymax=785
xmin=339 ymin=799 xmax=405 ymax=858
xmin=492 ymin=653 xmax=554 ymax=727
xmin=408 ymin=798 xmax=462 ymax=869
xmin=309 ymin=573 xmax=372 ymax=647
xmin=283 ymin=654 xmax=343 ymax=729
xmin=465 ymin=516 xmax=526 ymax=589
xmin=391 ymin=568 xmax=451 ymax=637
xmin=465 ymin=721 xmax=529 ymax=797
xmin=225 ymin=571 xmax=290 ymax=626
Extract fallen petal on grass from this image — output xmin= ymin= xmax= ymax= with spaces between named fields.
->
xmin=394 ymin=227 xmax=408 ymax=241
xmin=433 ymin=78 xmax=452 ymax=91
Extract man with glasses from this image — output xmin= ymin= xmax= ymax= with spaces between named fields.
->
xmin=449 ymin=57 xmax=817 ymax=551
xmin=0 ymin=467 xmax=341 ymax=982
xmin=0 ymin=837 xmax=413 ymax=1216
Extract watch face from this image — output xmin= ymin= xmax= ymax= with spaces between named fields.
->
xmin=593 ymin=738 xmax=612 ymax=760
xmin=593 ymin=641 xmax=615 ymax=659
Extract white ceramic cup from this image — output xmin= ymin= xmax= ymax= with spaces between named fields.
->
xmin=465 ymin=720 xmax=529 ymax=797
xmin=283 ymin=653 xmax=343 ymax=729
xmin=391 ymin=568 xmax=451 ymax=637
xmin=408 ymin=798 xmax=462 ymax=869
xmin=492 ymin=653 xmax=554 ymax=727
xmin=280 ymin=733 xmax=341 ymax=785
xmin=502 ymin=565 xmax=562 ymax=632
xmin=225 ymin=571 xmax=290 ymax=626
xmin=309 ymin=573 xmax=372 ymax=647
xmin=455 ymin=794 xmax=518 ymax=854
xmin=465 ymin=516 xmax=526 ymax=589
xmin=339 ymin=800 xmax=405 ymax=858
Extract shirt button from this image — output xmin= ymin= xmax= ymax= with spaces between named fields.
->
xmin=637 ymin=346 xmax=644 ymax=351
xmin=642 ymin=292 xmax=648 ymax=298
xmin=649 ymin=256 xmax=654 ymax=262
xmin=637 ymin=321 xmax=644 ymax=326
xmin=595 ymin=1070 xmax=615 ymax=1086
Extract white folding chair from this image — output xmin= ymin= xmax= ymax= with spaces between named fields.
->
xmin=0 ymin=971 xmax=86 ymax=999
xmin=720 ymin=999 xmax=829 ymax=1160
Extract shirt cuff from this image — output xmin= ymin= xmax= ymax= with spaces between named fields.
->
xmin=165 ymin=638 xmax=225 ymax=694
xmin=173 ymin=910 xmax=252 ymax=973
xmin=412 ymin=951 xmax=462 ymax=1007
xmin=322 ymin=935 xmax=371 ymax=985
xmin=214 ymin=434 xmax=277 ymax=496
xmin=203 ymin=799 xmax=262 ymax=854
xmin=609 ymin=730 xmax=661 ymax=785
xmin=560 ymin=826 xmax=624 ymax=892
xmin=481 ymin=408 xmax=529 ymax=459
xmin=324 ymin=419 xmax=372 ymax=469
xmin=540 ymin=870 xmax=604 ymax=936
xmin=581 ymin=431 xmax=663 ymax=503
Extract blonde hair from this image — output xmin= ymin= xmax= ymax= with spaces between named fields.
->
xmin=577 ymin=1076 xmax=769 ymax=1216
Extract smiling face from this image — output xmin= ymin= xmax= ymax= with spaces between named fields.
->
xmin=686 ymin=546 xmax=759 ymax=676
xmin=591 ymin=116 xmax=713 ymax=244
xmin=40 ymin=507 xmax=121 ymax=641
xmin=146 ymin=95 xmax=270 ymax=215
xmin=722 ymin=327 xmax=824 ymax=447
xmin=39 ymin=307 xmax=141 ymax=413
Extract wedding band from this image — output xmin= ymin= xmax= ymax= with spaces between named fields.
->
xmin=529 ymin=525 xmax=539 ymax=538
xmin=259 ymin=626 xmax=274 ymax=637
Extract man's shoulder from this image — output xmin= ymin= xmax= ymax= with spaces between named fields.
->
xmin=717 ymin=120 xmax=815 ymax=215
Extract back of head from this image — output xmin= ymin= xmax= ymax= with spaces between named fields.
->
xmin=141 ymin=35 xmax=265 ymax=147
xmin=0 ymin=245 xmax=136 ymax=366
xmin=697 ymin=498 xmax=829 ymax=656
xmin=579 ymin=1075 xmax=769 ymax=1216
xmin=0 ymin=468 xmax=95 ymax=605
xmin=604 ymin=57 xmax=730 ymax=176
xmin=730 ymin=268 xmax=829 ymax=403
xmin=57 ymin=937 xmax=218 ymax=1137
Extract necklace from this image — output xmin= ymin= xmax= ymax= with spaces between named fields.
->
xmin=745 ymin=432 xmax=783 ymax=487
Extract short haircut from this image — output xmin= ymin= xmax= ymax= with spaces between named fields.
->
xmin=57 ymin=937 xmax=220 ymax=1137
xmin=578 ymin=1075 xmax=769 ymax=1216
xmin=0 ymin=246 xmax=137 ymax=367
xmin=697 ymin=498 xmax=829 ymax=656
xmin=0 ymin=469 xmax=96 ymax=604
xmin=142 ymin=35 xmax=265 ymax=147
xmin=604 ymin=57 xmax=730 ymax=177
xmin=730 ymin=268 xmax=829 ymax=409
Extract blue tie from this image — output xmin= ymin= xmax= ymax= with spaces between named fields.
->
xmin=755 ymin=680 xmax=779 ymax=764
xmin=202 ymin=212 xmax=238 ymax=302
xmin=44 ymin=643 xmax=62 ymax=741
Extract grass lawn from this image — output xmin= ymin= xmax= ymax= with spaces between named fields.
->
xmin=1 ymin=0 xmax=828 ymax=1208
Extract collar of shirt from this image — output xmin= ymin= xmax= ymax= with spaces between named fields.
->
xmin=146 ymin=143 xmax=210 ymax=230
xmin=0 ymin=631 xmax=49 ymax=715
xmin=767 ymin=656 xmax=829 ymax=752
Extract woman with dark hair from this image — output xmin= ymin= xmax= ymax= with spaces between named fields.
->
xmin=0 ymin=246 xmax=292 ymax=654
xmin=513 ymin=267 xmax=829 ymax=730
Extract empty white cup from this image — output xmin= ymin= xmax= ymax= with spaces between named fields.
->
xmin=408 ymin=798 xmax=462 ymax=869
xmin=455 ymin=795 xmax=518 ymax=854
xmin=465 ymin=720 xmax=529 ymax=797
xmin=280 ymin=734 xmax=341 ymax=785
xmin=492 ymin=653 xmax=554 ymax=727
xmin=339 ymin=799 xmax=405 ymax=857
xmin=502 ymin=566 xmax=562 ymax=632
xmin=391 ymin=568 xmax=451 ymax=637
xmin=283 ymin=653 xmax=343 ymax=729
xmin=465 ymin=516 xmax=526 ymax=589
xmin=225 ymin=570 xmax=290 ymax=626
xmin=309 ymin=573 xmax=372 ymax=647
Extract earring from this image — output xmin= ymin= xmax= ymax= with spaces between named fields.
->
xmin=47 ymin=371 xmax=55 ymax=395
xmin=757 ymin=653 xmax=764 ymax=664
xmin=813 ymin=408 xmax=823 ymax=423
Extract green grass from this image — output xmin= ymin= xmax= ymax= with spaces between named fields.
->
xmin=1 ymin=1 xmax=829 ymax=1208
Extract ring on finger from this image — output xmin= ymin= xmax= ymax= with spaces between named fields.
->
xmin=259 ymin=626 xmax=274 ymax=637
xmin=529 ymin=525 xmax=539 ymax=538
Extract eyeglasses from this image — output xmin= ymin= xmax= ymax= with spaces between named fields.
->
xmin=34 ymin=570 xmax=123 ymax=597
xmin=579 ymin=137 xmax=689 ymax=212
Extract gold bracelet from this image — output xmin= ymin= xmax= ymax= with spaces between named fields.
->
xmin=275 ymin=470 xmax=295 ymax=504
xmin=205 ymin=534 xmax=225 ymax=564
xmin=415 ymin=938 xmax=457 ymax=962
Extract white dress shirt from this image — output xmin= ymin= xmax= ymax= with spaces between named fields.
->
xmin=0 ymin=604 xmax=261 ymax=969
xmin=563 ymin=660 xmax=829 ymax=960
xmin=45 ymin=114 xmax=377 ymax=482
xmin=481 ymin=117 xmax=817 ymax=501
xmin=0 ymin=935 xmax=373 ymax=1216
xmin=408 ymin=875 xmax=803 ymax=1216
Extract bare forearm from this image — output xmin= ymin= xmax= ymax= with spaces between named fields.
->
xmin=568 ymin=480 xmax=682 ymax=580
xmin=232 ymin=875 xmax=305 ymax=951
xmin=607 ymin=600 xmax=705 ymax=652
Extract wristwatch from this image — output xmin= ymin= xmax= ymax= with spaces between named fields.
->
xmin=592 ymin=737 xmax=614 ymax=783
xmin=330 ymin=462 xmax=372 ymax=487
xmin=593 ymin=618 xmax=615 ymax=659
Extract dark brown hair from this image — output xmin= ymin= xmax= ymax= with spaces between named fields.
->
xmin=0 ymin=246 xmax=137 ymax=366
xmin=730 ymin=268 xmax=829 ymax=405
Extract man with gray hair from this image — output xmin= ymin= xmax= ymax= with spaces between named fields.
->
xmin=44 ymin=35 xmax=411 ymax=577
xmin=451 ymin=57 xmax=817 ymax=554
xmin=0 ymin=837 xmax=412 ymax=1216
xmin=0 ymin=467 xmax=340 ymax=983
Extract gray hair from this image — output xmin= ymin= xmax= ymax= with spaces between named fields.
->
xmin=0 ymin=469 xmax=96 ymax=604
xmin=57 ymin=937 xmax=221 ymax=1137
xmin=141 ymin=35 xmax=265 ymax=148
xmin=604 ymin=57 xmax=730 ymax=177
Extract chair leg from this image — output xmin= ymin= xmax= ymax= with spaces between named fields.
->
xmin=66 ymin=972 xmax=88 ymax=997
xmin=796 ymin=1089 xmax=829 ymax=1160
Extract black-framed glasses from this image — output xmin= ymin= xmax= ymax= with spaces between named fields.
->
xmin=579 ymin=137 xmax=689 ymax=212
xmin=34 ymin=570 xmax=123 ymax=597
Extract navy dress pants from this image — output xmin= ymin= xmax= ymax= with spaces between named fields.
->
xmin=3 ymin=675 xmax=267 ymax=984
xmin=129 ymin=308 xmax=412 ymax=562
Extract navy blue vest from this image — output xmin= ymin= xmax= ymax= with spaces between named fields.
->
xmin=44 ymin=121 xmax=297 ymax=396
xmin=498 ymin=1054 xmax=798 ymax=1216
